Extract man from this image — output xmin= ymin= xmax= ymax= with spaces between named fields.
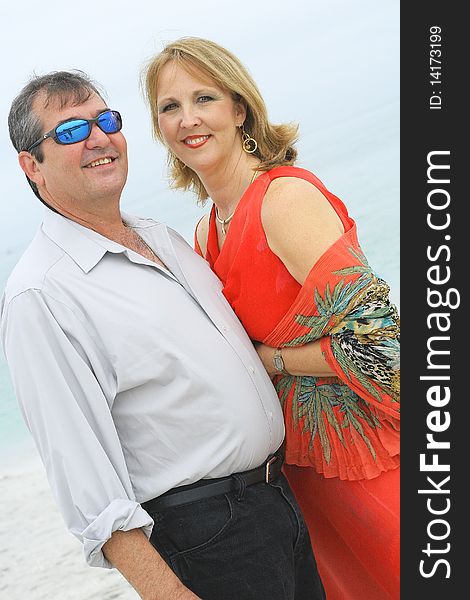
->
xmin=1 ymin=71 xmax=325 ymax=600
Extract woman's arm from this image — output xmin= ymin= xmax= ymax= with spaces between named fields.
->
xmin=255 ymin=339 xmax=334 ymax=377
xmin=257 ymin=176 xmax=344 ymax=377
xmin=261 ymin=176 xmax=344 ymax=285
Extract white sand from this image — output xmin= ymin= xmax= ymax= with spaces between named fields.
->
xmin=0 ymin=452 xmax=139 ymax=600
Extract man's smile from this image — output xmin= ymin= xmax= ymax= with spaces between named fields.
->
xmin=83 ymin=156 xmax=117 ymax=168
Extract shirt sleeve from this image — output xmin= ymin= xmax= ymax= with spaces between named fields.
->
xmin=1 ymin=289 xmax=154 ymax=568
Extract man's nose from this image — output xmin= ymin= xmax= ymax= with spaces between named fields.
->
xmin=85 ymin=122 xmax=112 ymax=147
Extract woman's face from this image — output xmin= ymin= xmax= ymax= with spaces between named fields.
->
xmin=156 ymin=61 xmax=246 ymax=178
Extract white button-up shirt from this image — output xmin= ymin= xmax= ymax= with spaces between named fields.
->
xmin=0 ymin=209 xmax=284 ymax=568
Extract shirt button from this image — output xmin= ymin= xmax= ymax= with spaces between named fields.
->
xmin=268 ymin=411 xmax=273 ymax=419
xmin=248 ymin=366 xmax=255 ymax=375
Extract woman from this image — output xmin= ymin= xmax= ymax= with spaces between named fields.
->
xmin=144 ymin=37 xmax=400 ymax=600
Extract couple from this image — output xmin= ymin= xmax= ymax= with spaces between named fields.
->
xmin=1 ymin=38 xmax=400 ymax=600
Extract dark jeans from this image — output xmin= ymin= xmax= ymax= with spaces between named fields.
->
xmin=148 ymin=474 xmax=326 ymax=599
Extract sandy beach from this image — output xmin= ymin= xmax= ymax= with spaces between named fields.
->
xmin=0 ymin=452 xmax=139 ymax=600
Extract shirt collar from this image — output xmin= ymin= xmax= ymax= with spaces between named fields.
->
xmin=41 ymin=208 xmax=153 ymax=274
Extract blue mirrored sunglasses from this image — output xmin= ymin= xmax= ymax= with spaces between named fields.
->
xmin=26 ymin=109 xmax=122 ymax=152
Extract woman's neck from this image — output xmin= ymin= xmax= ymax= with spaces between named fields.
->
xmin=202 ymin=155 xmax=261 ymax=219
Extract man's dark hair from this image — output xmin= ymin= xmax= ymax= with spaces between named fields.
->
xmin=8 ymin=70 xmax=105 ymax=206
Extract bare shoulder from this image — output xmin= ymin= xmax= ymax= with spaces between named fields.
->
xmin=195 ymin=213 xmax=210 ymax=256
xmin=261 ymin=176 xmax=345 ymax=284
xmin=262 ymin=176 xmax=342 ymax=228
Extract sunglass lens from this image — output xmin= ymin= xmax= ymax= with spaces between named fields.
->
xmin=98 ymin=111 xmax=122 ymax=134
xmin=56 ymin=120 xmax=90 ymax=144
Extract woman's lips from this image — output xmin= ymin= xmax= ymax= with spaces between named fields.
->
xmin=182 ymin=135 xmax=210 ymax=148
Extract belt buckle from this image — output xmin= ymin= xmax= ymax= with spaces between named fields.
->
xmin=265 ymin=455 xmax=278 ymax=483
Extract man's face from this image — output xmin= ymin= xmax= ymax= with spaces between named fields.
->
xmin=31 ymin=92 xmax=128 ymax=214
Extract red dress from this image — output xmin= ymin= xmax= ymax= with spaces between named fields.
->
xmin=195 ymin=166 xmax=400 ymax=599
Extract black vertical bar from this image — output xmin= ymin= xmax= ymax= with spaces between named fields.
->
xmin=401 ymin=3 xmax=464 ymax=597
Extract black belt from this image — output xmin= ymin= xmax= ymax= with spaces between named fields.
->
xmin=142 ymin=449 xmax=284 ymax=513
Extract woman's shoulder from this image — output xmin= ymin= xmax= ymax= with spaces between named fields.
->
xmin=262 ymin=171 xmax=341 ymax=227
xmin=265 ymin=165 xmax=326 ymax=187
xmin=262 ymin=165 xmax=350 ymax=232
xmin=261 ymin=169 xmax=346 ymax=284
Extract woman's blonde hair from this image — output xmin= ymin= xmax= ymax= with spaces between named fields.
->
xmin=143 ymin=37 xmax=298 ymax=202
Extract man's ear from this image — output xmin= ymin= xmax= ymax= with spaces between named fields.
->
xmin=18 ymin=151 xmax=45 ymax=187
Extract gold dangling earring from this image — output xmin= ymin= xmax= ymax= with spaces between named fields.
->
xmin=240 ymin=125 xmax=258 ymax=154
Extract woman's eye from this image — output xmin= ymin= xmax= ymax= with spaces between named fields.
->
xmin=197 ymin=96 xmax=214 ymax=104
xmin=161 ymin=103 xmax=178 ymax=113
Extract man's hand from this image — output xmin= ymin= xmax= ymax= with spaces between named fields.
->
xmin=103 ymin=528 xmax=202 ymax=600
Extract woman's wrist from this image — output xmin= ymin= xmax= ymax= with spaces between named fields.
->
xmin=254 ymin=343 xmax=290 ymax=377
xmin=272 ymin=347 xmax=290 ymax=376
xmin=255 ymin=341 xmax=334 ymax=378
